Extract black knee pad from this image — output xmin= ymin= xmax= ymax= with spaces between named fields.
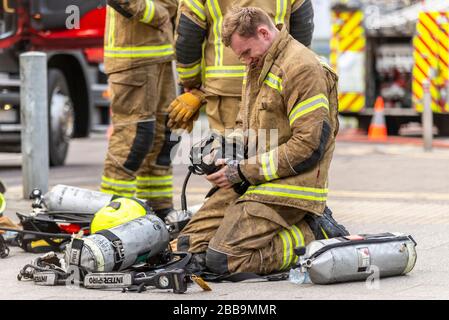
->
xmin=177 ymin=235 xmax=190 ymax=252
xmin=206 ymin=248 xmax=229 ymax=275
xmin=123 ymin=121 xmax=155 ymax=172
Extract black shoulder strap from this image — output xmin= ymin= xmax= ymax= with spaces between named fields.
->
xmin=97 ymin=229 xmax=125 ymax=271
xmin=69 ymin=238 xmax=84 ymax=266
xmin=107 ymin=0 xmax=133 ymax=19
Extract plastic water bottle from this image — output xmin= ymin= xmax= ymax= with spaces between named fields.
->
xmin=289 ymin=267 xmax=312 ymax=284
xmin=2 ymin=231 xmax=18 ymax=242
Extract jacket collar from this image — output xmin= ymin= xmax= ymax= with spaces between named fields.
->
xmin=258 ymin=25 xmax=291 ymax=86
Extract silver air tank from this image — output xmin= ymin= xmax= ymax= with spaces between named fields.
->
xmin=65 ymin=214 xmax=170 ymax=272
xmin=44 ymin=185 xmax=115 ymax=214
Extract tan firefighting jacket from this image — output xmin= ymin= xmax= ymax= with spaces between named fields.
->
xmin=104 ymin=0 xmax=178 ymax=74
xmin=175 ymin=0 xmax=311 ymax=96
xmin=235 ymin=26 xmax=339 ymax=215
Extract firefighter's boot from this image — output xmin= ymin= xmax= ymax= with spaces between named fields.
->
xmin=184 ymin=252 xmax=207 ymax=275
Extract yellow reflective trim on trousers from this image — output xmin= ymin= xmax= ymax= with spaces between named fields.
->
xmin=205 ymin=65 xmax=245 ymax=78
xmin=264 ymin=72 xmax=283 ymax=93
xmin=246 ymin=183 xmax=328 ymax=202
xmin=289 ymin=94 xmax=329 ymax=126
xmin=275 ymin=0 xmax=288 ymax=25
xmin=137 ymin=180 xmax=173 ymax=187
xmin=140 ymin=0 xmax=156 ymax=24
xmin=278 ymin=231 xmax=289 ymax=270
xmin=291 ymin=225 xmax=305 ymax=264
xmin=207 ymin=0 xmax=223 ymax=66
xmin=279 ymin=230 xmax=294 ymax=270
xmin=288 ymin=228 xmax=299 ymax=265
xmin=104 ymin=45 xmax=174 ymax=58
xmin=177 ymin=63 xmax=201 ymax=79
xmin=184 ymin=0 xmax=206 ymax=21
xmin=136 ymin=187 xmax=173 ymax=198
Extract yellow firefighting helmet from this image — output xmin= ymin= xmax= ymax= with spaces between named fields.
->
xmin=90 ymin=198 xmax=148 ymax=234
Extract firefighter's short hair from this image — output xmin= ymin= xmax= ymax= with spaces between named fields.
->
xmin=222 ymin=7 xmax=275 ymax=47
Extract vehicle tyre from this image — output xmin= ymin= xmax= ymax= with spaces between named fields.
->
xmin=48 ymin=69 xmax=75 ymax=167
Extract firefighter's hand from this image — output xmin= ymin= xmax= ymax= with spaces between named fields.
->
xmin=206 ymin=159 xmax=233 ymax=189
xmin=167 ymin=110 xmax=199 ymax=133
xmin=167 ymin=89 xmax=204 ymax=124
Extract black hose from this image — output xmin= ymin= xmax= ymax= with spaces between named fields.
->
xmin=0 ymin=227 xmax=73 ymax=238
xmin=181 ymin=169 xmax=193 ymax=211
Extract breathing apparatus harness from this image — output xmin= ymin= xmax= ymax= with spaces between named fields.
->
xmin=182 ymin=132 xmax=250 ymax=207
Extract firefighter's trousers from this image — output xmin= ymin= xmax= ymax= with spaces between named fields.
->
xmin=205 ymin=95 xmax=241 ymax=133
xmin=101 ymin=62 xmax=179 ymax=210
xmin=177 ymin=188 xmax=315 ymax=275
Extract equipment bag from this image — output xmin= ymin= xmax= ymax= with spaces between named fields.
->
xmin=294 ymin=232 xmax=417 ymax=285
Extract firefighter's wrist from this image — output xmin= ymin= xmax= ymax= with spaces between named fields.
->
xmin=225 ymin=160 xmax=248 ymax=185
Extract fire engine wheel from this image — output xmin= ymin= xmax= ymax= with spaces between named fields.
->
xmin=48 ymin=69 xmax=75 ymax=167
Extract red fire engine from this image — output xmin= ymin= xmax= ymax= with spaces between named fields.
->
xmin=0 ymin=0 xmax=108 ymax=166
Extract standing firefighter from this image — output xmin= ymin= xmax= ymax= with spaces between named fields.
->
xmin=101 ymin=0 xmax=179 ymax=219
xmin=168 ymin=0 xmax=315 ymax=133
xmin=178 ymin=7 xmax=348 ymax=275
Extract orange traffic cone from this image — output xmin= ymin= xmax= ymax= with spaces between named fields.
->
xmin=368 ymin=96 xmax=387 ymax=141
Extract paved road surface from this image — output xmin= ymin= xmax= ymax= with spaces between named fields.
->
xmin=1 ymin=127 xmax=449 ymax=300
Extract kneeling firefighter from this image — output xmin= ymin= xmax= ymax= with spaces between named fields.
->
xmin=177 ymin=8 xmax=349 ymax=276
xmin=65 ymin=198 xmax=170 ymax=273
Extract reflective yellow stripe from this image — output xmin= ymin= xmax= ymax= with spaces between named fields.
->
xmin=104 ymin=45 xmax=174 ymax=58
xmin=207 ymin=0 xmax=223 ymax=66
xmin=105 ymin=6 xmax=173 ymax=60
xmin=177 ymin=63 xmax=202 ymax=79
xmin=137 ymin=176 xmax=173 ymax=187
xmin=245 ymin=183 xmax=328 ymax=202
xmin=275 ymin=0 xmax=288 ymax=25
xmin=291 ymin=225 xmax=305 ymax=264
xmin=184 ymin=0 xmax=206 ymax=21
xmin=136 ymin=187 xmax=173 ymax=198
xmin=107 ymin=7 xmax=116 ymax=49
xmin=101 ymin=176 xmax=136 ymax=187
xmin=205 ymin=65 xmax=246 ymax=78
xmin=289 ymin=94 xmax=329 ymax=125
xmin=140 ymin=0 xmax=156 ymax=24
xmin=260 ymin=150 xmax=279 ymax=181
xmin=280 ymin=230 xmax=294 ymax=270
xmin=0 ymin=193 xmax=6 ymax=214
xmin=269 ymin=151 xmax=279 ymax=180
xmin=279 ymin=231 xmax=291 ymax=270
xmin=320 ymin=227 xmax=329 ymax=239
xmin=264 ymin=72 xmax=283 ymax=93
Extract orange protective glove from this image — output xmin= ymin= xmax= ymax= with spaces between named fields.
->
xmin=167 ymin=89 xmax=205 ymax=124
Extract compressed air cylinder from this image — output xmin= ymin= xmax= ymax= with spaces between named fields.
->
xmin=65 ymin=214 xmax=169 ymax=272
xmin=301 ymin=233 xmax=417 ymax=285
xmin=44 ymin=185 xmax=115 ymax=214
